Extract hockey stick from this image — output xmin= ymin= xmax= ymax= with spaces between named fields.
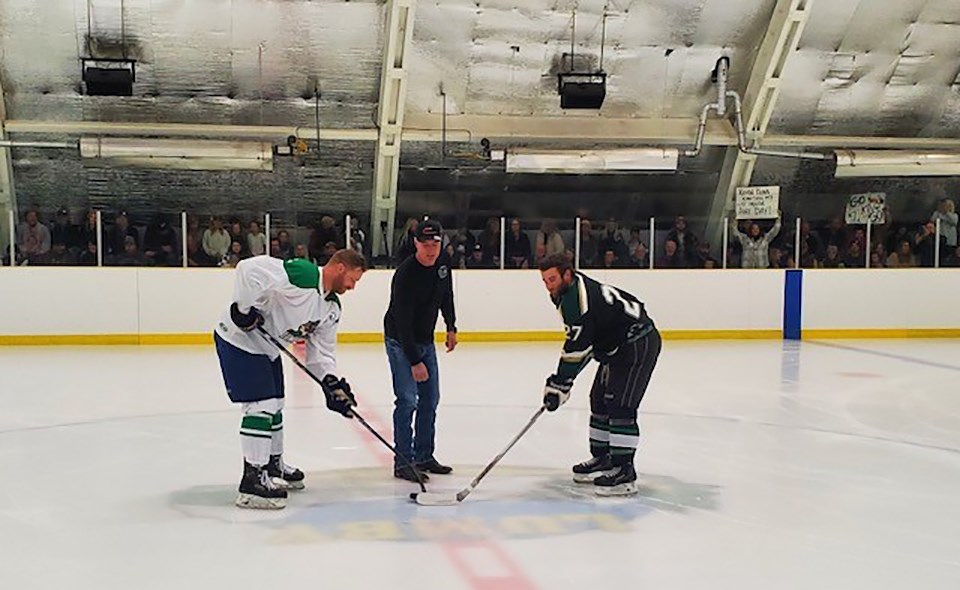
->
xmin=255 ymin=325 xmax=427 ymax=493
xmin=411 ymin=405 xmax=547 ymax=506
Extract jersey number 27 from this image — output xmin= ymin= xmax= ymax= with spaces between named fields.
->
xmin=601 ymin=284 xmax=642 ymax=319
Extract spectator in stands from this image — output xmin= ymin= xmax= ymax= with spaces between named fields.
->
xmin=293 ymin=243 xmax=309 ymax=260
xmin=347 ymin=216 xmax=366 ymax=255
xmin=78 ymin=210 xmax=100 ymax=252
xmin=18 ymin=209 xmax=50 ymax=262
xmin=395 ymin=217 xmax=419 ymax=262
xmin=143 ymin=215 xmax=177 ymax=266
xmin=505 ymin=218 xmax=531 ymax=268
xmin=452 ymin=226 xmax=476 ymax=262
xmin=578 ymin=218 xmax=599 ymax=268
xmin=115 ymin=235 xmax=144 ymax=266
xmin=914 ymin=221 xmax=945 ymax=267
xmin=768 ymin=246 xmax=787 ymax=269
xmin=41 ymin=239 xmax=76 ymax=266
xmin=601 ymin=250 xmax=619 ymax=269
xmin=465 ymin=243 xmax=493 ymax=269
xmin=822 ymin=244 xmax=844 ymax=269
xmin=185 ymin=216 xmax=207 ymax=267
xmin=695 ymin=242 xmax=718 ymax=268
xmin=797 ymin=220 xmax=823 ymax=261
xmin=222 ymin=240 xmax=246 ymax=268
xmin=50 ymin=207 xmax=79 ymax=252
xmin=203 ymin=216 xmax=230 ymax=263
xmin=931 ymin=199 xmax=958 ymax=248
xmin=309 ymin=215 xmax=340 ymax=261
xmin=731 ymin=215 xmax=781 ymax=269
xmin=843 ymin=241 xmax=865 ymax=269
xmin=627 ymin=226 xmax=643 ymax=255
xmin=656 ymin=239 xmax=686 ymax=268
xmin=886 ymin=240 xmax=917 ymax=268
xmin=798 ymin=241 xmax=818 ymax=269
xmin=315 ymin=241 xmax=337 ymax=265
xmin=535 ymin=219 xmax=565 ymax=263
xmin=247 ymin=220 xmax=267 ymax=257
xmin=599 ymin=219 xmax=629 ymax=263
xmin=271 ymin=230 xmax=292 ymax=260
xmin=78 ymin=240 xmax=98 ymax=266
xmin=228 ymin=219 xmax=246 ymax=252
xmin=477 ymin=217 xmax=501 ymax=266
xmin=666 ymin=215 xmax=699 ymax=266
xmin=944 ymin=245 xmax=960 ymax=268
xmin=629 ymin=242 xmax=649 ymax=268
xmin=869 ymin=252 xmax=884 ymax=268
xmin=821 ymin=216 xmax=848 ymax=250
xmin=107 ymin=212 xmax=138 ymax=258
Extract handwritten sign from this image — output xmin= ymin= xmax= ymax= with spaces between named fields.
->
xmin=845 ymin=193 xmax=886 ymax=224
xmin=736 ymin=186 xmax=780 ymax=220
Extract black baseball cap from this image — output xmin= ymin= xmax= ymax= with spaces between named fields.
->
xmin=57 ymin=206 xmax=68 ymax=216
xmin=415 ymin=219 xmax=444 ymax=242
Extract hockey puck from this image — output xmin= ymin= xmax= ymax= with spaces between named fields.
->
xmin=409 ymin=492 xmax=418 ymax=501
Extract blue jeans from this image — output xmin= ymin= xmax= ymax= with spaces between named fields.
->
xmin=385 ymin=337 xmax=440 ymax=468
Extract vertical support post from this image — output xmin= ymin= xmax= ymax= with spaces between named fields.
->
xmin=649 ymin=217 xmax=655 ymax=270
xmin=265 ymin=212 xmax=271 ymax=257
xmin=96 ymin=210 xmax=103 ymax=267
xmin=574 ymin=216 xmax=581 ymax=271
xmin=499 ymin=216 xmax=505 ymax=270
xmin=794 ymin=217 xmax=801 ymax=269
xmin=345 ymin=214 xmax=352 ymax=250
xmin=181 ymin=211 xmax=188 ymax=268
xmin=722 ymin=218 xmax=729 ymax=269
xmin=865 ymin=220 xmax=872 ymax=269
xmin=370 ymin=0 xmax=417 ymax=258
xmin=935 ymin=217 xmax=942 ymax=269
xmin=7 ymin=209 xmax=14 ymax=266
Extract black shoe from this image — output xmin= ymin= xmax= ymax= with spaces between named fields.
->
xmin=594 ymin=463 xmax=638 ymax=496
xmin=417 ymin=458 xmax=453 ymax=475
xmin=572 ymin=455 xmax=614 ymax=483
xmin=394 ymin=465 xmax=429 ymax=483
xmin=237 ymin=461 xmax=287 ymax=509
xmin=267 ymin=454 xmax=305 ymax=490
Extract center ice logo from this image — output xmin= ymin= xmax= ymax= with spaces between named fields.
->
xmin=264 ymin=468 xmax=718 ymax=544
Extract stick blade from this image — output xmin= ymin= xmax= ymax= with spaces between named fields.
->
xmin=412 ymin=492 xmax=460 ymax=506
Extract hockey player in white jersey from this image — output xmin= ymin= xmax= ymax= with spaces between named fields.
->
xmin=214 ymin=250 xmax=366 ymax=509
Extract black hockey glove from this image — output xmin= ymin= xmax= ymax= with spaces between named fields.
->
xmin=321 ymin=375 xmax=357 ymax=418
xmin=543 ymin=374 xmax=573 ymax=412
xmin=230 ymin=302 xmax=264 ymax=332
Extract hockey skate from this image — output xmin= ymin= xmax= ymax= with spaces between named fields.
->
xmin=572 ymin=455 xmax=616 ymax=484
xmin=594 ymin=463 xmax=639 ymax=496
xmin=236 ymin=461 xmax=288 ymax=509
xmin=267 ymin=454 xmax=305 ymax=491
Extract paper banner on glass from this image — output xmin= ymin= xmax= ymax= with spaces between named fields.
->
xmin=845 ymin=193 xmax=886 ymax=224
xmin=735 ymin=186 xmax=780 ymax=219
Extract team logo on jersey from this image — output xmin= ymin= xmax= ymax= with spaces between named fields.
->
xmin=438 ymin=265 xmax=449 ymax=279
xmin=284 ymin=319 xmax=320 ymax=340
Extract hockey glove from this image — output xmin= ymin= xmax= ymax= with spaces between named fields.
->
xmin=321 ymin=375 xmax=357 ymax=418
xmin=543 ymin=374 xmax=573 ymax=412
xmin=230 ymin=303 xmax=264 ymax=332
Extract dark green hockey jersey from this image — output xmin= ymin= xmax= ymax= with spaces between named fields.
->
xmin=553 ymin=272 xmax=653 ymax=379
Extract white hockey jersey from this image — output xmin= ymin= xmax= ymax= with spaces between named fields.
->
xmin=215 ymin=256 xmax=341 ymax=379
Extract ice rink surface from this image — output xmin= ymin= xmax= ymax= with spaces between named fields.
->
xmin=2 ymin=339 xmax=959 ymax=589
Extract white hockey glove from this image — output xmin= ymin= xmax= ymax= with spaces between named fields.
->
xmin=543 ymin=374 xmax=573 ymax=412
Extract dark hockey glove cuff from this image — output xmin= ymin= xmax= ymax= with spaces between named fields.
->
xmin=321 ymin=375 xmax=357 ymax=418
xmin=543 ymin=374 xmax=573 ymax=412
xmin=230 ymin=303 xmax=264 ymax=332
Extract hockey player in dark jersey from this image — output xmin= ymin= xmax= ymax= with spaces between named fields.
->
xmin=539 ymin=253 xmax=662 ymax=496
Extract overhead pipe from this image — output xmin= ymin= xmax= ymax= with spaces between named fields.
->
xmin=684 ymin=57 xmax=829 ymax=161
xmin=0 ymin=140 xmax=78 ymax=150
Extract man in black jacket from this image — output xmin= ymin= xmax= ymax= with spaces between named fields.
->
xmin=384 ymin=219 xmax=458 ymax=482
